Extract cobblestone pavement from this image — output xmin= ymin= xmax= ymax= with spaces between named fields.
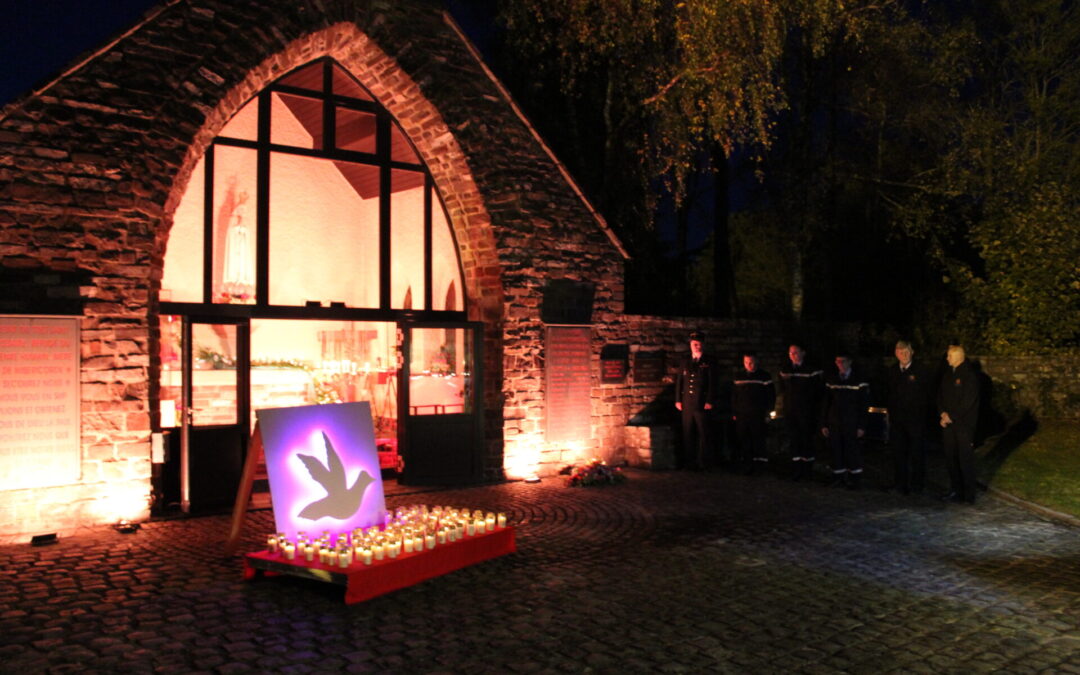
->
xmin=2 ymin=454 xmax=1079 ymax=674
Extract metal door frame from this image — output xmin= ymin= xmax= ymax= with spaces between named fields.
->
xmin=179 ymin=315 xmax=250 ymax=512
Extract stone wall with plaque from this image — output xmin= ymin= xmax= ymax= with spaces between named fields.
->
xmin=0 ymin=316 xmax=80 ymax=490
xmin=545 ymin=326 xmax=592 ymax=444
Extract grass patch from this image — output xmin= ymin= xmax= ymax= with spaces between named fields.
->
xmin=983 ymin=420 xmax=1080 ymax=519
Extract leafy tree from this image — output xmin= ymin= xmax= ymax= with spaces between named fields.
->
xmin=887 ymin=0 xmax=1080 ymax=351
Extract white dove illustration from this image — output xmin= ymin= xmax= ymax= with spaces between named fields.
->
xmin=296 ymin=431 xmax=375 ymax=520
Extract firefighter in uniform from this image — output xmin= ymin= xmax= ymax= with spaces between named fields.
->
xmin=732 ymin=350 xmax=775 ymax=475
xmin=820 ymin=351 xmax=870 ymax=489
xmin=674 ymin=332 xmax=717 ymax=470
xmin=938 ymin=343 xmax=980 ymax=504
xmin=886 ymin=340 xmax=932 ymax=494
xmin=779 ymin=344 xmax=823 ymax=481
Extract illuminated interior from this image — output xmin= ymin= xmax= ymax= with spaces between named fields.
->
xmin=157 ymin=59 xmax=473 ymax=498
xmin=161 ymin=58 xmax=463 ymax=312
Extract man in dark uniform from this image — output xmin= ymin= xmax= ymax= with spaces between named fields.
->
xmin=732 ymin=350 xmax=775 ymax=475
xmin=886 ymin=340 xmax=931 ymax=494
xmin=820 ymin=350 xmax=870 ymax=489
xmin=779 ymin=343 xmax=823 ymax=481
xmin=938 ymin=343 xmax=980 ymax=504
xmin=674 ymin=332 xmax=717 ymax=470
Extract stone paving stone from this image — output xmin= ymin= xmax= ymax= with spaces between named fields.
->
xmin=2 ymin=459 xmax=1079 ymax=672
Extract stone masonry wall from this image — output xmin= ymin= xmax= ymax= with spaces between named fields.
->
xmin=0 ymin=0 xmax=625 ymax=538
xmin=971 ymin=354 xmax=1080 ymax=422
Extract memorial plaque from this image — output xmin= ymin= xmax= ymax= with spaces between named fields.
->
xmin=545 ymin=326 xmax=592 ymax=443
xmin=633 ymin=351 xmax=666 ymax=383
xmin=0 ymin=316 xmax=80 ymax=489
xmin=600 ymin=344 xmax=629 ymax=384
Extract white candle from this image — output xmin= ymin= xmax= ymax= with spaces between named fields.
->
xmin=267 ymin=536 xmax=278 ymax=553
xmin=328 ymin=549 xmax=338 ymax=566
xmin=373 ymin=543 xmax=384 ymax=560
xmin=437 ymin=529 xmax=447 ymax=545
xmin=284 ymin=544 xmax=296 ymax=560
xmin=339 ymin=549 xmax=351 ymax=568
xmin=404 ymin=537 xmax=414 ymax=553
xmin=304 ymin=545 xmax=315 ymax=563
xmin=425 ymin=534 xmax=436 ymax=550
xmin=361 ymin=548 xmax=373 ymax=565
xmin=497 ymin=513 xmax=507 ymax=528
xmin=486 ymin=514 xmax=496 ymax=532
xmin=466 ymin=521 xmax=475 ymax=536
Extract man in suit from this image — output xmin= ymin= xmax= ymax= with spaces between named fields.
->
xmin=938 ymin=343 xmax=981 ymax=504
xmin=674 ymin=332 xmax=718 ymax=470
xmin=886 ymin=340 xmax=932 ymax=495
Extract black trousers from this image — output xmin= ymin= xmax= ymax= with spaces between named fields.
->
xmin=735 ymin=416 xmax=767 ymax=465
xmin=828 ymin=425 xmax=863 ymax=474
xmin=943 ymin=422 xmax=977 ymax=500
xmin=786 ymin=413 xmax=817 ymax=462
xmin=890 ymin=419 xmax=926 ymax=492
xmin=680 ymin=407 xmax=711 ymax=469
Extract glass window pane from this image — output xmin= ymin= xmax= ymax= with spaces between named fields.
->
xmin=271 ymin=92 xmax=323 ymax=150
xmin=162 ymin=155 xmax=205 ymax=303
xmin=332 ymin=64 xmax=373 ymax=101
xmin=390 ymin=120 xmax=420 ymax=164
xmin=431 ymin=202 xmax=463 ymax=311
xmin=409 ymin=327 xmax=471 ymax=415
xmin=219 ymin=96 xmax=258 ymax=141
xmin=269 ymin=154 xmax=379 ymax=308
xmin=336 ymin=107 xmax=376 ymax=154
xmin=192 ymin=323 xmax=237 ymax=426
xmin=278 ymin=61 xmax=324 ymax=92
xmin=158 ymin=315 xmax=182 ymax=428
xmin=250 ymin=319 xmax=396 ymax=434
xmin=212 ymin=146 xmax=258 ymax=304
xmin=391 ymin=169 xmax=425 ymax=309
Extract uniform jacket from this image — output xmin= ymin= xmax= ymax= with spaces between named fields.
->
xmin=938 ymin=360 xmax=980 ymax=432
xmin=676 ymin=354 xmax=718 ymax=410
xmin=732 ymin=368 xmax=775 ymax=420
xmin=886 ymin=360 xmax=931 ymax=429
xmin=779 ymin=361 xmax=823 ymax=420
xmin=821 ymin=367 xmax=870 ymax=431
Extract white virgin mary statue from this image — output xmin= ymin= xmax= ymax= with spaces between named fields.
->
xmin=222 ymin=199 xmax=255 ymax=301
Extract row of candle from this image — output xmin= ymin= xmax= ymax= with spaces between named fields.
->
xmin=264 ymin=504 xmax=509 ymax=568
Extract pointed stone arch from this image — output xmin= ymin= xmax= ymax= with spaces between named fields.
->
xmin=158 ymin=22 xmax=502 ymax=328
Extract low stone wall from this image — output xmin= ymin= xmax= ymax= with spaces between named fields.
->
xmin=972 ymin=354 xmax=1080 ymax=422
xmin=585 ymin=316 xmax=858 ymax=474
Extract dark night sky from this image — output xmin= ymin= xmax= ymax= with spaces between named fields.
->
xmin=2 ymin=1 xmax=172 ymax=106
xmin=1 ymin=1 xmax=495 ymax=107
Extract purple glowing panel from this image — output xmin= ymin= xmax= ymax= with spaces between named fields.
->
xmin=256 ymin=402 xmax=386 ymax=537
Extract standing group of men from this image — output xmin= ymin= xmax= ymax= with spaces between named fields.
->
xmin=674 ymin=333 xmax=981 ymax=503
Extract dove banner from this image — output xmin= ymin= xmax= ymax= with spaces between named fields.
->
xmin=256 ymin=402 xmax=386 ymax=537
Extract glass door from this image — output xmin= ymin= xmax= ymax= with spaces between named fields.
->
xmin=180 ymin=317 xmax=250 ymax=512
xmin=398 ymin=322 xmax=483 ymax=485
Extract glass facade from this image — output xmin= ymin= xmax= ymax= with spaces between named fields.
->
xmin=162 ymin=58 xmax=465 ymax=314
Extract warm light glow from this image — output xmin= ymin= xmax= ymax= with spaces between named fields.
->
xmin=559 ymin=441 xmax=589 ymax=467
xmin=93 ymin=485 xmax=148 ymax=523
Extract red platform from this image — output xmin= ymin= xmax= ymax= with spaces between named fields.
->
xmin=243 ymin=526 xmax=516 ymax=604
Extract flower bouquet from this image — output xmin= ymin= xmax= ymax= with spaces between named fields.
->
xmin=561 ymin=458 xmax=627 ymax=487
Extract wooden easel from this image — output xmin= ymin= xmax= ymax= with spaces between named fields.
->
xmin=224 ymin=422 xmax=265 ymax=556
